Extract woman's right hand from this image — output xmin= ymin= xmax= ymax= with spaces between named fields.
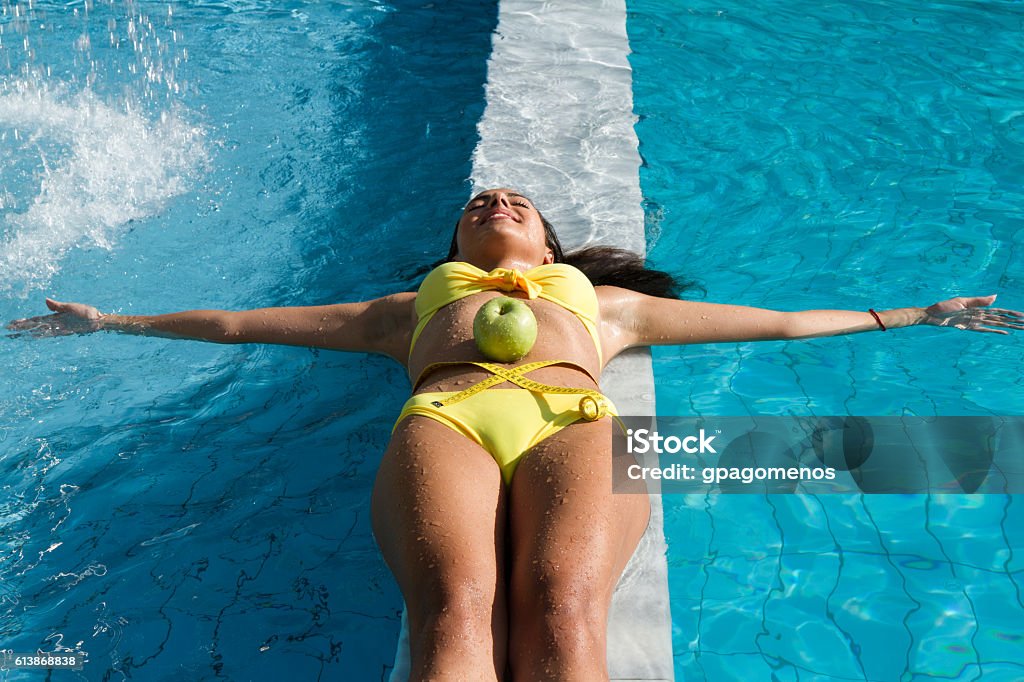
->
xmin=5 ymin=298 xmax=105 ymax=337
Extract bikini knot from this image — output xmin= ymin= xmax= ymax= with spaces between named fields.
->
xmin=480 ymin=268 xmax=543 ymax=298
xmin=578 ymin=395 xmax=606 ymax=421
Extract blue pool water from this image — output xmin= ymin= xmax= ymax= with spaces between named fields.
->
xmin=629 ymin=0 xmax=1024 ymax=679
xmin=2 ymin=1 xmax=497 ymax=678
xmin=1 ymin=1 xmax=1021 ymax=680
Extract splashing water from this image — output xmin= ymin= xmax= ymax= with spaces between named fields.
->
xmin=0 ymin=0 xmax=207 ymax=296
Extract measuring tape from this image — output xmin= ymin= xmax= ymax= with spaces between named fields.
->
xmin=419 ymin=361 xmax=614 ymax=422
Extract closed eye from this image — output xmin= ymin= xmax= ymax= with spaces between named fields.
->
xmin=464 ymin=193 xmax=534 ymax=211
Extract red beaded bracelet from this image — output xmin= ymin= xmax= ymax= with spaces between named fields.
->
xmin=868 ymin=308 xmax=886 ymax=331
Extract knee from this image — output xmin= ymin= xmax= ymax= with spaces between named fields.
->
xmin=509 ymin=571 xmax=609 ymax=680
xmin=410 ymin=579 xmax=499 ymax=644
xmin=407 ymin=581 xmax=503 ymax=679
xmin=539 ymin=591 xmax=606 ymax=649
xmin=513 ymin=565 xmax=608 ymax=652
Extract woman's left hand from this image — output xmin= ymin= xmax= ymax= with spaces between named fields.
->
xmin=922 ymin=295 xmax=1024 ymax=334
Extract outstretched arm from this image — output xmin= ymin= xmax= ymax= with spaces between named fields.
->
xmin=598 ymin=287 xmax=1023 ymax=357
xmin=6 ymin=294 xmax=416 ymax=362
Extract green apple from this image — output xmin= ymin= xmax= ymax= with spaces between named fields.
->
xmin=473 ymin=296 xmax=538 ymax=362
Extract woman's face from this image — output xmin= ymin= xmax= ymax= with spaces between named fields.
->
xmin=455 ymin=188 xmax=554 ymax=267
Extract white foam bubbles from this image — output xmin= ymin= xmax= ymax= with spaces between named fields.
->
xmin=0 ymin=0 xmax=206 ymax=296
xmin=0 ymin=82 xmax=207 ymax=296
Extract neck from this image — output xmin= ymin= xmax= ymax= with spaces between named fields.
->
xmin=462 ymin=255 xmax=542 ymax=272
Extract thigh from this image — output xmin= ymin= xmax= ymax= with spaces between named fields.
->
xmin=371 ymin=416 xmax=506 ymax=624
xmin=507 ymin=419 xmax=650 ymax=610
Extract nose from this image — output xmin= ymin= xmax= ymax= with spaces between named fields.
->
xmin=487 ymin=192 xmax=511 ymax=208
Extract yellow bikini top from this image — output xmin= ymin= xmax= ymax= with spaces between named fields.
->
xmin=409 ymin=261 xmax=603 ymax=364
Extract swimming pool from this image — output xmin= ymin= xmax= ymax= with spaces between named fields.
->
xmin=630 ymin=0 xmax=1024 ymax=679
xmin=2 ymin=1 xmax=498 ymax=678
xmin=2 ymin=0 xmax=1021 ymax=680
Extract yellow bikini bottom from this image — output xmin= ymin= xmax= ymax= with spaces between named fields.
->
xmin=393 ymin=361 xmax=621 ymax=484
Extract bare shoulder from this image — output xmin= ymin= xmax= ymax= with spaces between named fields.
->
xmin=360 ymin=291 xmax=417 ymax=360
xmin=375 ymin=290 xmax=416 ymax=311
xmin=596 ymin=285 xmax=643 ymax=307
xmin=595 ymin=285 xmax=650 ymax=360
xmin=596 ymin=285 xmax=649 ymax=323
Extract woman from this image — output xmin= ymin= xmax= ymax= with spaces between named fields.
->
xmin=8 ymin=188 xmax=1022 ymax=681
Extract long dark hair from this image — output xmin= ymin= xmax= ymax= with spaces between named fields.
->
xmin=440 ymin=211 xmax=698 ymax=300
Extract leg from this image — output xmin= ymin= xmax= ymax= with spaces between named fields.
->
xmin=507 ymin=419 xmax=650 ymax=681
xmin=372 ymin=416 xmax=507 ymax=681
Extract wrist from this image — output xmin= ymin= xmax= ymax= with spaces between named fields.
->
xmin=877 ymin=307 xmax=927 ymax=330
xmin=97 ymin=313 xmax=131 ymax=331
xmin=902 ymin=306 xmax=928 ymax=327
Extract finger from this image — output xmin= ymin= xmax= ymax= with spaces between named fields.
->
xmin=973 ymin=327 xmax=1009 ymax=335
xmin=6 ymin=316 xmax=49 ymax=330
xmin=45 ymin=298 xmax=62 ymax=312
xmin=977 ymin=311 xmax=1024 ymax=324
xmin=6 ymin=323 xmax=47 ymax=335
xmin=986 ymin=308 xmax=1024 ymax=318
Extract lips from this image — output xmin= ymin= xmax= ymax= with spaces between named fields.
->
xmin=482 ymin=209 xmax=518 ymax=224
